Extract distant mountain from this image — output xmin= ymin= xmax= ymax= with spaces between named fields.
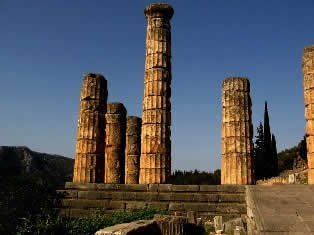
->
xmin=0 ymin=146 xmax=74 ymax=187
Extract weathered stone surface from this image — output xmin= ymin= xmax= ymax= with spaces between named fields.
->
xmin=221 ymin=77 xmax=254 ymax=185
xmin=73 ymin=73 xmax=107 ymax=183
xmin=246 ymin=185 xmax=314 ymax=233
xmin=214 ymin=216 xmax=223 ymax=232
xmin=95 ymin=215 xmax=187 ymax=235
xmin=105 ymin=102 xmax=127 ymax=184
xmin=125 ymin=116 xmax=141 ymax=184
xmin=303 ymin=45 xmax=314 ymax=184
xmin=140 ymin=3 xmax=173 ymax=184
xmin=95 ymin=220 xmax=159 ymax=235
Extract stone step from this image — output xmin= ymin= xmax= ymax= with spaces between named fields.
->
xmin=63 ymin=182 xmax=246 ymax=193
xmin=60 ymin=199 xmax=246 ymax=213
xmin=58 ymin=190 xmax=246 ymax=203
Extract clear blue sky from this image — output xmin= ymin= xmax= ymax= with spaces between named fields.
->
xmin=1 ymin=1 xmax=313 ymax=172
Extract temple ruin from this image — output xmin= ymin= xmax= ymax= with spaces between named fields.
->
xmin=221 ymin=77 xmax=254 ymax=185
xmin=70 ymin=3 xmax=314 ymax=187
xmin=73 ymin=73 xmax=107 ymax=183
xmin=125 ymin=116 xmax=142 ymax=184
xmin=105 ymin=102 xmax=127 ymax=184
xmin=139 ymin=3 xmax=173 ymax=184
xmin=303 ymin=45 xmax=314 ymax=184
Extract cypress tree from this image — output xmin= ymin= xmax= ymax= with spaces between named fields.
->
xmin=271 ymin=134 xmax=278 ymax=176
xmin=254 ymin=122 xmax=265 ymax=180
xmin=264 ymin=101 xmax=273 ymax=177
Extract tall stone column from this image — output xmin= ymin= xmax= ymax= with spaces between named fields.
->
xmin=73 ymin=73 xmax=107 ymax=183
xmin=140 ymin=3 xmax=174 ymax=184
xmin=105 ymin=102 xmax=127 ymax=184
xmin=221 ymin=77 xmax=254 ymax=185
xmin=303 ymin=45 xmax=314 ymax=184
xmin=125 ymin=116 xmax=142 ymax=184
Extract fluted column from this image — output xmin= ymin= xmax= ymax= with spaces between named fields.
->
xmin=221 ymin=77 xmax=254 ymax=185
xmin=105 ymin=103 xmax=127 ymax=184
xmin=73 ymin=73 xmax=107 ymax=183
xmin=125 ymin=116 xmax=142 ymax=184
xmin=303 ymin=45 xmax=314 ymax=184
xmin=140 ymin=3 xmax=174 ymax=184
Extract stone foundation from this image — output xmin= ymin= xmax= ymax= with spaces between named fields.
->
xmin=58 ymin=183 xmax=246 ymax=221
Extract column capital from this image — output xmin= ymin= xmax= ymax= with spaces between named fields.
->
xmin=144 ymin=3 xmax=174 ymax=20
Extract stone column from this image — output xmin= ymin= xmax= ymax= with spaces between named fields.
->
xmin=73 ymin=73 xmax=107 ymax=183
xmin=303 ymin=45 xmax=314 ymax=184
xmin=221 ymin=77 xmax=254 ymax=184
xmin=139 ymin=3 xmax=174 ymax=184
xmin=105 ymin=102 xmax=127 ymax=184
xmin=125 ymin=116 xmax=142 ymax=184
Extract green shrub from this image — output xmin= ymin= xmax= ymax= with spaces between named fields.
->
xmin=15 ymin=208 xmax=166 ymax=235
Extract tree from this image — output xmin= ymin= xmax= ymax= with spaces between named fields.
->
xmin=264 ymin=101 xmax=273 ymax=177
xmin=271 ymin=134 xmax=278 ymax=176
xmin=298 ymin=135 xmax=307 ymax=161
xmin=254 ymin=122 xmax=265 ymax=180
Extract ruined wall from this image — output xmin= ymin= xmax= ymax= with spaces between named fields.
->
xmin=125 ymin=116 xmax=142 ymax=184
xmin=105 ymin=103 xmax=127 ymax=184
xmin=140 ymin=3 xmax=174 ymax=184
xmin=59 ymin=183 xmax=246 ymax=221
xmin=303 ymin=45 xmax=314 ymax=184
xmin=221 ymin=77 xmax=254 ymax=185
xmin=73 ymin=73 xmax=107 ymax=183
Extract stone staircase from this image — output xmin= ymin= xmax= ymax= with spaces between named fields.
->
xmin=58 ymin=183 xmax=247 ymax=221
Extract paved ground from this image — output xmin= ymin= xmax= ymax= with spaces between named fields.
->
xmin=246 ymin=185 xmax=314 ymax=234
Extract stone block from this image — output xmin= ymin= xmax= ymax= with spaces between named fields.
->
xmin=108 ymin=201 xmax=126 ymax=210
xmin=184 ymin=203 xmax=217 ymax=212
xmin=146 ymin=202 xmax=169 ymax=210
xmin=126 ymin=201 xmax=147 ymax=210
xmin=199 ymin=185 xmax=218 ymax=192
xmin=142 ymin=110 xmax=171 ymax=124
xmin=158 ymin=192 xmax=175 ymax=201
xmin=171 ymin=193 xmax=195 ymax=201
xmin=135 ymin=192 xmax=159 ymax=201
xmin=56 ymin=190 xmax=78 ymax=199
xmin=65 ymin=182 xmax=98 ymax=190
xmin=218 ymin=194 xmax=245 ymax=203
xmin=145 ymin=53 xmax=171 ymax=69
xmin=214 ymin=216 xmax=223 ymax=232
xmin=217 ymin=185 xmax=245 ymax=193
xmin=187 ymin=211 xmax=196 ymax=224
xmin=157 ymin=184 xmax=172 ymax=192
xmin=171 ymin=185 xmax=200 ymax=192
xmin=96 ymin=184 xmax=122 ymax=191
xmin=168 ymin=202 xmax=185 ymax=211
xmin=62 ymin=199 xmax=108 ymax=209
xmin=78 ymin=191 xmax=100 ymax=199
xmin=216 ymin=204 xmax=247 ymax=214
xmin=144 ymin=80 xmax=170 ymax=97
xmin=308 ymin=169 xmax=314 ymax=184
xmin=193 ymin=194 xmax=219 ymax=202
xmin=120 ymin=184 xmax=148 ymax=192
xmin=307 ymin=136 xmax=314 ymax=154
xmin=148 ymin=184 xmax=159 ymax=192
xmin=144 ymin=68 xmax=171 ymax=83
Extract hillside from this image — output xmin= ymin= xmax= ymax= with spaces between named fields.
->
xmin=0 ymin=146 xmax=74 ymax=187
xmin=277 ymin=136 xmax=307 ymax=173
